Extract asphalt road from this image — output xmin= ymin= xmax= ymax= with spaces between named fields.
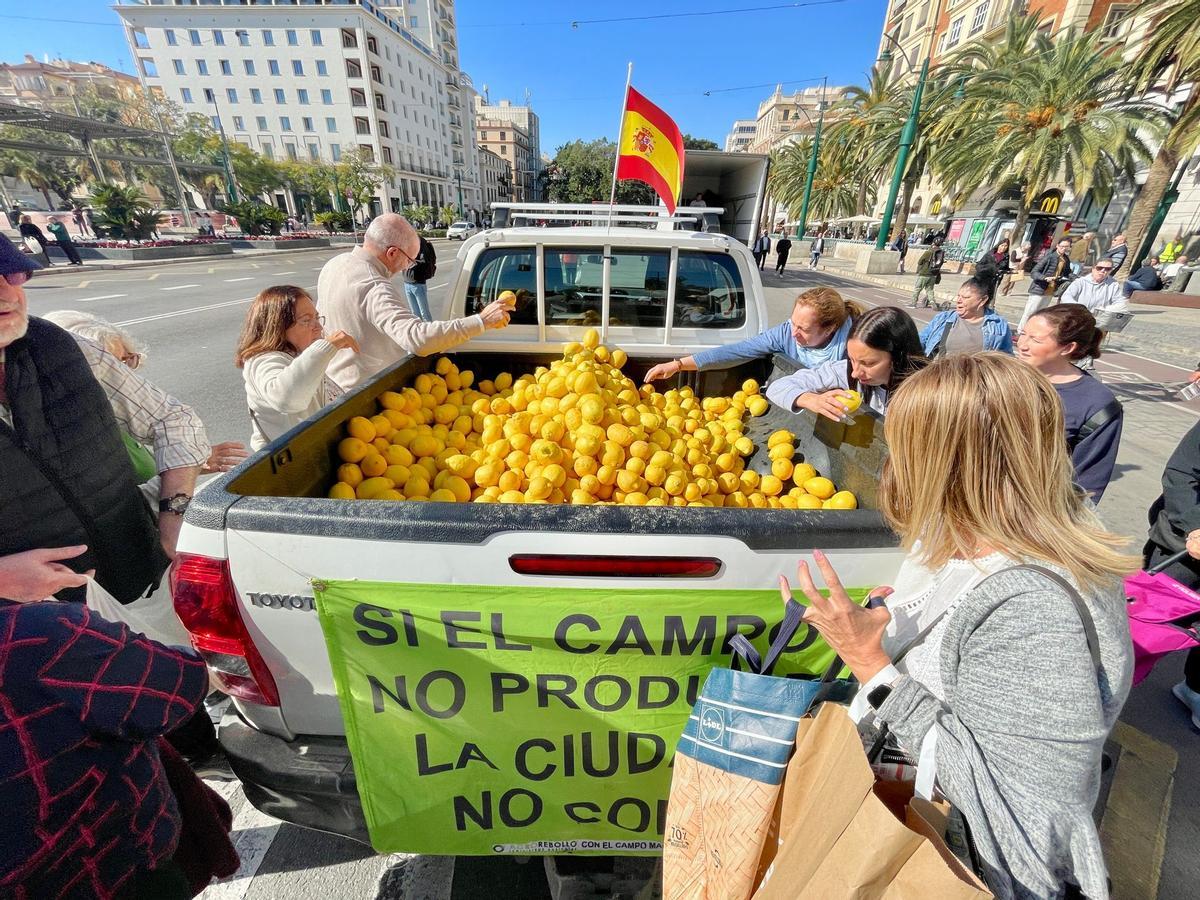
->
xmin=24 ymin=247 xmax=1200 ymax=899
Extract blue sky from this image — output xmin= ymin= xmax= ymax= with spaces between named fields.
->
xmin=0 ymin=0 xmax=889 ymax=153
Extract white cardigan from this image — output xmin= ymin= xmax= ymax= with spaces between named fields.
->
xmin=243 ymin=339 xmax=344 ymax=450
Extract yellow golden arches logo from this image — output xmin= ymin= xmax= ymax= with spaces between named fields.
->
xmin=1037 ymin=191 xmax=1062 ymax=214
xmin=930 ymin=196 xmax=943 ymax=214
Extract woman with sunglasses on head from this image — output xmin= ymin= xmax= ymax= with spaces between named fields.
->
xmin=1017 ymin=305 xmax=1123 ymax=501
xmin=237 ymin=285 xmax=360 ymax=451
xmin=765 ymin=305 xmax=927 ymax=421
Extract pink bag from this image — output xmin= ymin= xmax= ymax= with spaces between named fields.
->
xmin=1125 ymin=549 xmax=1200 ymax=685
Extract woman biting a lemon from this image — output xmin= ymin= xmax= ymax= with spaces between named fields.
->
xmin=643 ymin=287 xmax=860 ymax=384
xmin=765 ymin=306 xmax=927 ymax=421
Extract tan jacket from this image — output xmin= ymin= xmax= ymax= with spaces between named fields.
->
xmin=318 ymin=246 xmax=485 ymax=390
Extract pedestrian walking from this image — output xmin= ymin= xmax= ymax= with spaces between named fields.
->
xmin=83 ymin=207 xmax=95 ymax=236
xmin=318 ymin=214 xmax=514 ymax=390
xmin=974 ymin=238 xmax=1010 ymax=305
xmin=1100 ymin=232 xmax=1128 ymax=275
xmin=891 ymin=229 xmax=909 ymax=273
xmin=809 ymin=230 xmax=826 ymax=268
xmin=45 ymin=216 xmax=83 ymax=265
xmin=71 ymin=205 xmax=88 ymax=237
xmin=774 ymin=235 xmax=792 ymax=274
xmin=1068 ymin=230 xmax=1096 ymax=274
xmin=403 ymin=235 xmax=438 ymax=321
xmin=909 ymin=235 xmax=945 ymax=308
xmin=918 ymin=278 xmax=1014 ymax=358
xmin=17 ymin=215 xmax=51 ymax=266
xmin=1019 ymin=237 xmax=1074 ymax=332
xmin=1001 ymin=241 xmax=1032 ymax=296
xmin=754 ymin=232 xmax=770 ymax=270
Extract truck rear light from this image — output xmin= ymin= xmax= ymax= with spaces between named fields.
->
xmin=170 ymin=553 xmax=281 ymax=707
xmin=509 ymin=554 xmax=722 ymax=578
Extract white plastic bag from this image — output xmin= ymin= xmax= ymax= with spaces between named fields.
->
xmin=85 ymin=576 xmax=193 ymax=648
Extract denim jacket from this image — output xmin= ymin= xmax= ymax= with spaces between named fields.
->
xmin=919 ymin=310 xmax=1014 ymax=357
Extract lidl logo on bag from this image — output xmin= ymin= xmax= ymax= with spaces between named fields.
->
xmin=699 ymin=706 xmax=726 ymax=744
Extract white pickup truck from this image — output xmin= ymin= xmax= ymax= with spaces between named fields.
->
xmin=172 ymin=211 xmax=903 ymax=891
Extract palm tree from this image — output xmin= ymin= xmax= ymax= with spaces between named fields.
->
xmin=934 ymin=25 xmax=1164 ymax=250
xmin=1123 ymin=0 xmax=1200 ymax=265
xmin=767 ymin=135 xmax=862 ymax=227
xmin=825 ymin=68 xmax=894 ymax=216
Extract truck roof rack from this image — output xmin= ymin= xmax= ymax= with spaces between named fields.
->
xmin=491 ymin=202 xmax=725 ymax=232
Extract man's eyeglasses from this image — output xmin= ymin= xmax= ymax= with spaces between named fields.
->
xmin=120 ymin=351 xmax=143 ymax=370
xmin=295 ymin=314 xmax=325 ymax=328
xmin=2 ymin=271 xmax=31 ymax=287
xmin=1094 ymin=266 xmax=1114 ymax=273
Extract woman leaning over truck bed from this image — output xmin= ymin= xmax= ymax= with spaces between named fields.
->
xmin=765 ymin=305 xmax=926 ymax=420
xmin=642 ymin=287 xmax=861 ymax=383
xmin=786 ymin=352 xmax=1135 ymax=900
xmin=237 ymin=285 xmax=361 ymax=450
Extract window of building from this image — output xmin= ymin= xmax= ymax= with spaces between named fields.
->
xmin=268 ymin=59 xmax=280 ymax=76
xmin=371 ymin=65 xmax=382 ymax=83
xmin=188 ymin=29 xmax=201 ymax=46
xmin=382 ymin=146 xmax=393 ymax=164
xmin=303 ymin=117 xmax=314 ymax=132
xmin=210 ymin=115 xmax=220 ymax=131
xmin=262 ymin=30 xmax=274 ymax=46
xmin=286 ymin=143 xmax=298 ymax=160
xmin=220 ymin=59 xmax=232 ymax=76
xmin=326 ymin=117 xmax=337 ymax=132
xmin=281 ymin=116 xmax=292 ymax=131
xmin=257 ymin=116 xmax=268 ymax=130
xmin=233 ymin=115 xmax=245 ymax=130
xmin=316 ymin=60 xmax=328 ymax=76
xmin=292 ymin=60 xmax=304 ymax=76
xmin=358 ymin=144 xmax=374 ymax=161
xmin=227 ymin=88 xmax=238 ymax=103
xmin=948 ymin=16 xmax=964 ymax=46
xmin=286 ymin=29 xmax=298 ymax=46
xmin=1101 ymin=4 xmax=1134 ymax=40
xmin=213 ymin=29 xmax=224 ymax=46
xmin=311 ymin=29 xmax=323 ymax=46
xmin=321 ymin=89 xmax=333 ymax=105
xmin=379 ymin=120 xmax=390 ymax=137
xmin=238 ymin=29 xmax=250 ymax=47
xmin=298 ymin=89 xmax=310 ymax=104
xmin=165 ymin=29 xmax=177 ymax=46
xmin=374 ymin=92 xmax=386 ymax=111
xmin=309 ymin=143 xmax=320 ymax=160
xmin=341 ymin=28 xmax=357 ymax=48
xmin=500 ymin=146 xmax=507 ymax=155
xmin=354 ymin=116 xmax=371 ymax=135
xmin=181 ymin=88 xmax=193 ymax=104
xmin=203 ymin=88 xmax=214 ymax=103
xmin=272 ymin=88 xmax=285 ymax=104
xmin=251 ymin=88 xmax=262 ymax=104
xmin=351 ymin=88 xmax=367 ymax=106
xmin=196 ymin=60 xmax=209 ymax=76
xmin=500 ymin=131 xmax=506 ymax=140
xmin=367 ymin=35 xmax=378 ymax=55
xmin=410 ymin=16 xmax=419 ymax=28
xmin=331 ymin=143 xmax=342 ymax=161
xmin=970 ymin=1 xmax=990 ymax=34
xmin=346 ymin=59 xmax=362 ymax=78
xmin=173 ymin=59 xmax=185 ymax=75
xmin=262 ymin=142 xmax=274 ymax=159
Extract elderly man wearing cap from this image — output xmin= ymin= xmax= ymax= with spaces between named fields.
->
xmin=0 ymin=237 xmax=210 ymax=605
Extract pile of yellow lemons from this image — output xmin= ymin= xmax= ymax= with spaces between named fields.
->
xmin=327 ymin=328 xmax=858 ymax=509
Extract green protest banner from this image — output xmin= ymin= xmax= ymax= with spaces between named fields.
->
xmin=314 ymin=580 xmax=867 ymax=855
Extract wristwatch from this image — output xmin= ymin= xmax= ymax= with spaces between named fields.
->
xmin=159 ymin=493 xmax=192 ymax=516
xmin=867 ymin=682 xmax=894 ymax=710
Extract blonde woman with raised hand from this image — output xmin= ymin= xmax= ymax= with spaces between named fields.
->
xmin=785 ymin=352 xmax=1136 ymax=900
xmin=237 ymin=285 xmax=359 ymax=450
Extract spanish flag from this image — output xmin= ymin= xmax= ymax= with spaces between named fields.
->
xmin=616 ymin=86 xmax=686 ymax=214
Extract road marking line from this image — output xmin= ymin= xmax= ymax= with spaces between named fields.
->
xmin=147 ymin=273 xmax=160 ymax=280
xmin=272 ymin=270 xmax=296 ymax=275
xmin=77 ymin=280 xmax=90 ymax=289
xmin=75 ymin=293 xmax=127 ymax=303
xmin=117 ymin=297 xmax=253 ymax=325
xmin=208 ymin=266 xmax=216 ymax=273
xmin=160 ymin=283 xmax=200 ymax=291
xmin=197 ymin=790 xmax=280 ymax=900
xmin=1101 ymin=722 xmax=1176 ymax=900
xmin=224 ymin=277 xmax=254 ymax=282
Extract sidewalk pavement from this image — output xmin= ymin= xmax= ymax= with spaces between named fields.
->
xmin=812 ymin=256 xmax=1200 ymax=372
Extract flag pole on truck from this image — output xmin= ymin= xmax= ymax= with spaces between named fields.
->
xmin=606 ymin=62 xmax=633 ymax=235
xmin=611 ymin=73 xmax=687 ymax=234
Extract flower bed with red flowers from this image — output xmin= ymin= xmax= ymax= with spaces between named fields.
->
xmin=76 ymin=238 xmax=224 ymax=248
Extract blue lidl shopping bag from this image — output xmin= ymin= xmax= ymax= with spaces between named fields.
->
xmin=662 ymin=600 xmax=849 ymax=900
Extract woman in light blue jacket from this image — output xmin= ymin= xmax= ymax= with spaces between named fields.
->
xmin=766 ymin=305 xmax=927 ymax=421
xmin=643 ymin=288 xmax=860 ymax=383
xmin=919 ymin=278 xmax=1014 ymax=358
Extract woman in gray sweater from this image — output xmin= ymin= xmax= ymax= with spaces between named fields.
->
xmin=787 ymin=352 xmax=1136 ymax=899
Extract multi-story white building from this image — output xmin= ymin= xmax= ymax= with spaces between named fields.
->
xmin=746 ymin=84 xmax=849 ymax=157
xmin=477 ymin=146 xmax=511 ymax=215
xmin=474 ymin=96 xmax=543 ymax=201
xmin=116 ymin=0 xmax=483 ymax=221
xmin=723 ymin=120 xmax=756 ymax=153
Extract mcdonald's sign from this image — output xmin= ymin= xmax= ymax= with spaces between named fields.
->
xmin=1035 ymin=190 xmax=1063 ymax=215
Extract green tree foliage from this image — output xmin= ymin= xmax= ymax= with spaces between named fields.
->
xmin=89 ymin=184 xmax=162 ymax=241
xmin=439 ymin=204 xmax=459 ymax=225
xmin=542 ymin=139 xmax=655 ymax=205
xmin=768 ymin=136 xmax=865 ymax=225
xmin=224 ymin=199 xmax=285 ymax=236
xmin=682 ymin=134 xmax=720 ymax=150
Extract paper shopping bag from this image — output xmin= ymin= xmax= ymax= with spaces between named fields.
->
xmin=752 ymin=703 xmax=991 ymax=899
xmin=662 ymin=600 xmax=849 ymax=900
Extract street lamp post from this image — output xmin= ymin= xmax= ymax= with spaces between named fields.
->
xmin=455 ymin=168 xmax=464 ymax=219
xmin=204 ymin=88 xmax=239 ymax=205
xmin=875 ymin=38 xmax=929 ymax=251
xmin=795 ymin=76 xmax=828 ymax=239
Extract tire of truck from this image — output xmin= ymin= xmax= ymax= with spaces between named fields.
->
xmin=374 ymin=854 xmax=454 ymax=900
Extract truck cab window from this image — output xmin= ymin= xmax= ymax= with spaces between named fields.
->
xmin=544 ymin=248 xmax=603 ymax=327
xmin=545 ymin=248 xmax=669 ymax=328
xmin=675 ymin=252 xmax=746 ymax=329
xmin=465 ymin=247 xmax=537 ymax=325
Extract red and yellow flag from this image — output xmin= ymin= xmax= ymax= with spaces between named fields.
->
xmin=616 ymin=86 xmax=686 ymax=214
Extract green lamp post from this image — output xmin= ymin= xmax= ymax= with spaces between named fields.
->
xmin=795 ymin=76 xmax=828 ymax=239
xmin=875 ymin=40 xmax=929 ymax=251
